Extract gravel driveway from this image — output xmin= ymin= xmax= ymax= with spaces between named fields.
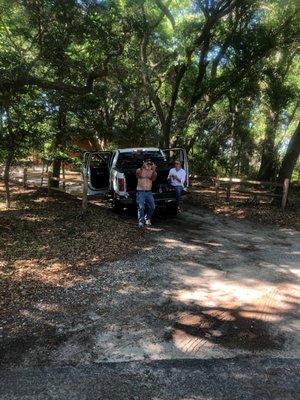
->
xmin=70 ymin=206 xmax=299 ymax=363
xmin=1 ymin=205 xmax=299 ymax=398
xmin=2 ymin=205 xmax=299 ymax=365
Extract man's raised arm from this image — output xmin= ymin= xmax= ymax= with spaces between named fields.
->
xmin=136 ymin=168 xmax=142 ymax=178
xmin=151 ymin=164 xmax=157 ymax=181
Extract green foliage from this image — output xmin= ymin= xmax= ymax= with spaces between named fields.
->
xmin=0 ymin=0 xmax=299 ymax=179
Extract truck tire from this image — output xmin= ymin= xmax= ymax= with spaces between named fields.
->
xmin=112 ymin=198 xmax=123 ymax=213
xmin=166 ymin=202 xmax=178 ymax=216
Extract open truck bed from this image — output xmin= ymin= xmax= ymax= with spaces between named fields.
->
xmin=83 ymin=147 xmax=188 ymax=213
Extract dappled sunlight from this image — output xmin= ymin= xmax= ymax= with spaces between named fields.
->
xmin=260 ymin=261 xmax=300 ymax=276
xmin=174 ymin=278 xmax=274 ymax=309
xmin=170 ymin=290 xmax=298 ymax=354
xmin=189 ymin=187 xmax=300 ymax=231
xmin=278 ymin=228 xmax=299 ymax=237
xmin=290 ymin=251 xmax=300 ymax=256
xmin=203 ymin=241 xmax=223 ymax=247
xmin=20 ymin=214 xmax=49 ymax=222
xmin=19 ymin=303 xmax=66 ymax=320
xmin=148 ymin=213 xmax=300 ymax=356
xmin=1 ymin=183 xmax=299 ymax=367
xmin=169 ymin=274 xmax=299 ymax=354
xmin=142 ymin=341 xmax=164 ymax=355
xmin=6 ymin=259 xmax=92 ymax=287
xmin=161 ymin=237 xmax=207 ymax=252
xmin=157 ymin=215 xmax=300 ymax=356
xmin=174 ymin=266 xmax=299 ymax=314
xmin=0 ymin=203 xmax=18 ymax=211
xmin=143 ymin=245 xmax=155 ymax=251
xmin=0 ymin=184 xmax=157 ymax=367
xmin=146 ymin=226 xmax=164 ymax=233
xmin=35 ymin=302 xmax=63 ymax=312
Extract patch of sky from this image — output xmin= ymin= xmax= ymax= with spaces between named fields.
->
xmin=207 ymin=46 xmax=222 ymax=61
xmin=75 ymin=0 xmax=106 ymax=5
xmin=193 ymin=45 xmax=229 ymax=66
xmin=278 ymin=138 xmax=289 ymax=153
xmin=279 ymin=111 xmax=294 ymax=133
xmin=247 ymin=9 xmax=265 ymax=30
xmin=152 ymin=32 xmax=181 ymax=53
xmin=172 ymin=4 xmax=194 ymax=19
xmin=44 ymin=104 xmax=59 ymax=113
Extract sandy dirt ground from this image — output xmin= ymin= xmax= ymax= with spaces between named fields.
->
xmin=55 ymin=207 xmax=299 ymax=363
xmin=1 ymin=205 xmax=299 ymax=368
xmin=1 ymin=186 xmax=300 ymax=399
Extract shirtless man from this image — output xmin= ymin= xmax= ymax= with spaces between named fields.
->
xmin=136 ymin=159 xmax=157 ymax=228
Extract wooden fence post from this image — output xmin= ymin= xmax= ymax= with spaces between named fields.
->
xmin=82 ymin=173 xmax=88 ymax=211
xmin=40 ymin=163 xmax=45 ymax=187
xmin=23 ymin=167 xmax=27 ymax=188
xmin=226 ymin=178 xmax=232 ymax=202
xmin=281 ymin=178 xmax=290 ymax=211
xmin=215 ymin=177 xmax=220 ymax=201
xmin=47 ymin=171 xmax=52 ymax=195
xmin=62 ymin=162 xmax=66 ymax=191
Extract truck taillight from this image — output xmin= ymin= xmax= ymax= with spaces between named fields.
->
xmin=118 ymin=178 xmax=125 ymax=191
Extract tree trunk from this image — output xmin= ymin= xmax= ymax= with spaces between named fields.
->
xmin=4 ymin=152 xmax=13 ymax=208
xmin=278 ymin=121 xmax=300 ymax=182
xmin=228 ymin=98 xmax=238 ymax=176
xmin=52 ymin=106 xmax=67 ymax=187
xmin=52 ymin=158 xmax=62 ymax=188
xmin=3 ymin=103 xmax=14 ymax=208
xmin=240 ymin=156 xmax=250 ymax=176
xmin=160 ymin=122 xmax=171 ymax=148
xmin=258 ymin=110 xmax=279 ymax=181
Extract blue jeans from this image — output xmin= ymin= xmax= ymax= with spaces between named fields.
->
xmin=136 ymin=191 xmax=156 ymax=225
xmin=172 ymin=185 xmax=184 ymax=207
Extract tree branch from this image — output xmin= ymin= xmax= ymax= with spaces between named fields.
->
xmin=154 ymin=0 xmax=175 ymax=29
xmin=211 ymin=10 xmax=240 ymax=79
xmin=0 ymin=65 xmax=110 ymax=94
xmin=140 ymin=33 xmax=166 ymax=126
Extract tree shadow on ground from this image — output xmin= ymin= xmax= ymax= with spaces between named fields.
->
xmin=0 ymin=184 xmax=147 ymax=366
xmin=0 ymin=184 xmax=299 ymax=367
xmin=158 ymin=297 xmax=300 ymax=353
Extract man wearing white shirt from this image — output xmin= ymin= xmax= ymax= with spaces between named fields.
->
xmin=167 ymin=160 xmax=186 ymax=212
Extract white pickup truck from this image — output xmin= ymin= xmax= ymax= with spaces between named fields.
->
xmin=83 ymin=147 xmax=188 ymax=214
